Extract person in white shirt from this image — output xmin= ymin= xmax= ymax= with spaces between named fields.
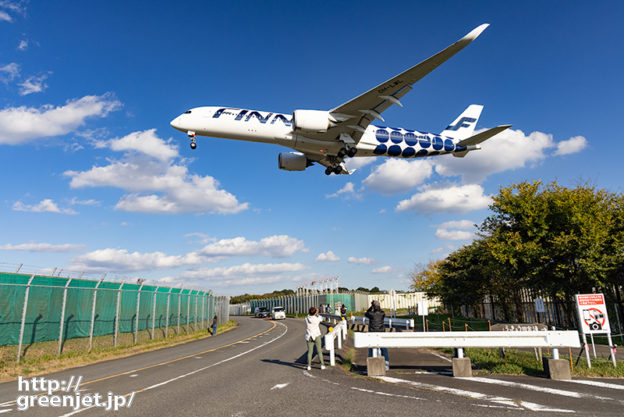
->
xmin=305 ymin=307 xmax=325 ymax=370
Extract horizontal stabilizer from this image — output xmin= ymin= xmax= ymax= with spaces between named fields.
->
xmin=457 ymin=124 xmax=511 ymax=147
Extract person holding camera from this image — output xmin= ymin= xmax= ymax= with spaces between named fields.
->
xmin=305 ymin=307 xmax=326 ymax=370
xmin=366 ymin=300 xmax=389 ymax=370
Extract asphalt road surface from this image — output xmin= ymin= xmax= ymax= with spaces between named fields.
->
xmin=0 ymin=317 xmax=622 ymax=416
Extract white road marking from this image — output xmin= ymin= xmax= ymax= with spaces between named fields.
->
xmin=195 ymin=356 xmax=203 ymax=359
xmin=129 ymin=374 xmax=138 ymax=378
xmin=414 ymin=370 xmax=452 ymax=375
xmin=0 ymin=402 xmax=15 ymax=407
xmin=350 ymin=386 xmax=424 ymax=400
xmin=59 ymin=322 xmax=288 ymax=417
xmin=463 ymin=376 xmax=615 ymax=401
xmin=563 ymin=379 xmax=624 ymax=390
xmin=270 ymin=383 xmax=289 ymax=390
xmin=0 ymin=409 xmax=12 ymax=414
xmin=427 ymin=350 xmax=452 ymax=363
xmin=377 ymin=376 xmax=575 ymax=413
xmin=302 ymin=371 xmax=316 ymax=379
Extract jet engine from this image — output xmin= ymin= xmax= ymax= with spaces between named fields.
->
xmin=292 ymin=110 xmax=332 ymax=132
xmin=278 ymin=152 xmax=309 ymax=171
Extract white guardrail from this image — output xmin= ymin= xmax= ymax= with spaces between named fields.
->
xmin=321 ymin=317 xmax=347 ymax=366
xmin=350 ymin=316 xmax=414 ymax=330
xmin=353 ymin=330 xmax=581 ymax=360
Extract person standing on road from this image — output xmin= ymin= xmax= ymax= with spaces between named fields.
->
xmin=366 ymin=300 xmax=389 ymax=370
xmin=305 ymin=307 xmax=326 ymax=371
xmin=211 ymin=315 xmax=218 ymax=335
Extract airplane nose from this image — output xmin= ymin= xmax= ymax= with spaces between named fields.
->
xmin=170 ymin=116 xmax=182 ymax=130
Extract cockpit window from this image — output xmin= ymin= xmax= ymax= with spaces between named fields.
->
xmin=184 ymin=110 xmax=192 ymax=114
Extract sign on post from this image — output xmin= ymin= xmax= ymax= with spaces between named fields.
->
xmin=575 ymin=293 xmax=610 ymax=334
xmin=535 ymin=298 xmax=545 ymax=313
xmin=417 ymin=301 xmax=429 ymax=316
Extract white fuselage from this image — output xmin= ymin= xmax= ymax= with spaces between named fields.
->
xmin=170 ymin=106 xmax=468 ymax=158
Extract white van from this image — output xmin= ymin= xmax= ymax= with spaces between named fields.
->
xmin=271 ymin=306 xmax=286 ymax=320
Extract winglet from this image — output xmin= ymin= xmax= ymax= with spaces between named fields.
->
xmin=463 ymin=24 xmax=490 ymax=42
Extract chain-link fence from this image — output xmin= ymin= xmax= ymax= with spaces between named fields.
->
xmin=0 ymin=272 xmax=229 ymax=361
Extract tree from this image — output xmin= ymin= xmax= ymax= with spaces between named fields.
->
xmin=409 ymin=260 xmax=443 ymax=292
xmin=356 ymin=287 xmax=370 ymax=293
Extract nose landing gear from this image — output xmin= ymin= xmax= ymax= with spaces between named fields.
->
xmin=188 ymin=131 xmax=196 ymax=150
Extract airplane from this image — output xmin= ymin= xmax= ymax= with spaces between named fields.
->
xmin=170 ymin=24 xmax=510 ymax=176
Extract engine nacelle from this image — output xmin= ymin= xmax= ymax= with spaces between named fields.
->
xmin=278 ymin=152 xmax=308 ymax=171
xmin=292 ymin=110 xmax=331 ymax=132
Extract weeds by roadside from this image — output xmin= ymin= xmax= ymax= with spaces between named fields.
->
xmin=0 ymin=320 xmax=237 ymax=382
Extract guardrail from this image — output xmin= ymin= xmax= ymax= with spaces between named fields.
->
xmin=323 ymin=319 xmax=347 ymax=366
xmin=354 ymin=330 xmax=581 ymax=378
xmin=320 ymin=313 xmax=344 ymax=324
xmin=350 ymin=316 xmax=414 ymax=330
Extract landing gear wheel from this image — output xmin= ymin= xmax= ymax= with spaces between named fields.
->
xmin=337 ymin=148 xmax=347 ymax=158
xmin=333 ymin=166 xmax=342 ymax=175
xmin=347 ymin=148 xmax=357 ymax=157
xmin=190 ymin=142 xmax=197 ymax=150
xmin=325 ymin=167 xmax=333 ymax=176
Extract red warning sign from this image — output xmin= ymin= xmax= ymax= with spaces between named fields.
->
xmin=575 ymin=293 xmax=611 ymax=334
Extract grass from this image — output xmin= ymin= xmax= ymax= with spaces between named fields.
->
xmin=440 ymin=347 xmax=624 ymax=378
xmin=0 ymin=320 xmax=237 ymax=382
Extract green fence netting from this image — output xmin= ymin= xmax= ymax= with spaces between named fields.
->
xmin=0 ymin=272 xmax=214 ymax=347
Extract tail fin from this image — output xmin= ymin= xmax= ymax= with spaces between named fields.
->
xmin=440 ymin=104 xmax=483 ymax=140
xmin=453 ymin=124 xmax=512 ymax=158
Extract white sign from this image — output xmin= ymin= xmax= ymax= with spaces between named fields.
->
xmin=575 ymin=293 xmax=611 ymax=334
xmin=417 ymin=300 xmax=429 ymax=316
xmin=535 ymin=298 xmax=545 ymax=313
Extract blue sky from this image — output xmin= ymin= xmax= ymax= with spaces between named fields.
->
xmin=0 ymin=1 xmax=622 ymax=295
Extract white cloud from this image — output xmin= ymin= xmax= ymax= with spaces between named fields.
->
xmin=316 ymin=250 xmax=340 ymax=262
xmin=65 ymin=145 xmax=247 ymax=215
xmin=554 ymin=136 xmax=587 ymax=156
xmin=70 ymin=248 xmax=207 ymax=272
xmin=13 ymin=199 xmax=77 ymax=215
xmin=372 ymin=265 xmax=393 ymax=273
xmin=17 ymin=39 xmax=27 ymax=50
xmin=348 ymin=256 xmax=374 ymax=265
xmin=70 ymin=197 xmax=100 ymax=206
xmin=0 ymin=1 xmax=26 ymax=21
xmin=197 ymin=235 xmax=306 ymax=258
xmin=180 ymin=262 xmax=306 ymax=279
xmin=435 ymin=228 xmax=474 ymax=240
xmin=396 ymin=184 xmax=491 ymax=214
xmin=0 ymin=10 xmax=10 ymax=21
xmin=438 ymin=219 xmax=474 ymax=229
xmin=18 ymin=74 xmax=49 ymax=95
xmin=0 ymin=62 xmax=19 ymax=82
xmin=344 ymin=156 xmax=376 ymax=171
xmin=0 ymin=242 xmax=85 ymax=252
xmin=326 ymin=182 xmax=356 ymax=199
xmin=363 ymin=159 xmax=434 ymax=195
xmin=434 ymin=128 xmax=555 ymax=183
xmin=0 ymin=94 xmax=121 ymax=145
xmin=108 ymin=129 xmax=179 ymax=161
xmin=199 ymin=274 xmax=303 ymax=287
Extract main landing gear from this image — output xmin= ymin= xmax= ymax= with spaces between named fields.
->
xmin=325 ymin=166 xmax=343 ymax=176
xmin=337 ymin=147 xmax=357 ymax=158
xmin=188 ymin=131 xmax=197 ymax=150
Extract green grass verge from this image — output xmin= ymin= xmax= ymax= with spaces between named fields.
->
xmin=0 ymin=320 xmax=237 ymax=382
xmin=440 ymin=347 xmax=624 ymax=378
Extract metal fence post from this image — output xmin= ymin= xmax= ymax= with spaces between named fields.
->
xmin=134 ymin=283 xmax=144 ymax=344
xmin=57 ymin=278 xmax=73 ymax=356
xmin=114 ymin=281 xmax=124 ymax=347
xmin=186 ymin=290 xmax=191 ymax=333
xmin=151 ymin=289 xmax=157 ymax=340
xmin=89 ymin=278 xmax=104 ymax=351
xmin=201 ymin=292 xmax=205 ymax=328
xmin=177 ymin=286 xmax=183 ymax=335
xmin=165 ymin=287 xmax=172 ymax=338
xmin=194 ymin=292 xmax=198 ymax=330
xmin=17 ymin=275 xmax=35 ymax=363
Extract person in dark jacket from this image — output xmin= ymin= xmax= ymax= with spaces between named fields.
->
xmin=365 ymin=300 xmax=389 ymax=369
xmin=211 ymin=315 xmax=218 ymax=335
xmin=340 ymin=304 xmax=347 ymax=320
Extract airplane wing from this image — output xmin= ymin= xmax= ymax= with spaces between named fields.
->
xmin=304 ymin=24 xmax=490 ymax=144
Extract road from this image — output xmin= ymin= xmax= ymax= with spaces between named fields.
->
xmin=0 ymin=316 xmax=622 ymax=416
